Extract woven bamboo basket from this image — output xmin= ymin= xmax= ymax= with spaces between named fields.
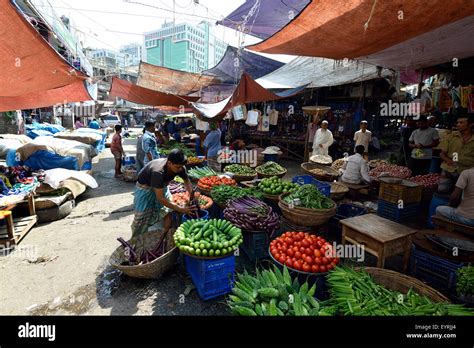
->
xmin=330 ymin=182 xmax=349 ymax=201
xmin=278 ymin=192 xmax=336 ymax=227
xmin=301 ymin=162 xmax=339 ymax=182
xmin=362 ymin=267 xmax=449 ymax=303
xmin=109 ymin=231 xmax=179 ymax=279
xmin=256 ymin=168 xmax=287 ymax=179
xmin=240 ymin=180 xmax=279 ymax=202
xmin=198 ymin=186 xmax=212 ymax=197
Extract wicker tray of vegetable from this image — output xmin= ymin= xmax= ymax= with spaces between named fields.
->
xmin=223 ymin=197 xmax=279 ymax=235
xmin=321 ymin=266 xmax=474 ymax=316
xmin=301 ymin=162 xmax=339 ymax=182
xmin=223 ymin=164 xmax=257 ymax=182
xmin=188 ymin=166 xmax=217 ymax=183
xmin=174 ymin=218 xmax=243 ymax=258
xmin=186 ymin=156 xmax=204 ymax=167
xmin=197 ymin=175 xmax=236 ymax=196
xmin=171 ymin=192 xmax=213 ymax=210
xmin=211 ymin=185 xmax=264 ymax=207
xmin=278 ymin=185 xmax=336 ymax=227
xmin=110 ymin=231 xmax=178 ymax=279
xmin=269 ymin=232 xmax=339 ymax=274
xmin=256 ymin=161 xmax=287 ymax=179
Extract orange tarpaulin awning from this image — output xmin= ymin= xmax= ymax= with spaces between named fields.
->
xmin=248 ymin=0 xmax=474 ymax=64
xmin=0 ymin=81 xmax=93 ymax=112
xmin=0 ymin=0 xmax=88 ymax=97
xmin=109 ymin=77 xmax=199 ymax=107
xmin=137 ymin=62 xmax=221 ymax=95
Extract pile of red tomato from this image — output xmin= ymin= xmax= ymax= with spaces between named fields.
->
xmin=270 ymin=232 xmax=339 ymax=274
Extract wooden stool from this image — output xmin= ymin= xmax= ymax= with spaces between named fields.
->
xmin=0 ymin=194 xmax=38 ymax=248
xmin=340 ymin=213 xmax=418 ymax=271
xmin=432 ymin=214 xmax=474 ymax=238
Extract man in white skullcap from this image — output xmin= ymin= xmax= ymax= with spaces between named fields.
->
xmin=312 ymin=120 xmax=334 ymax=156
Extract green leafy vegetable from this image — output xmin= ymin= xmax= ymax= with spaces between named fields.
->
xmin=283 ymin=184 xmax=334 ymax=209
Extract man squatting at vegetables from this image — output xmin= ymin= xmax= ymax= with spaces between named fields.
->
xmin=131 ymin=149 xmax=197 ymax=248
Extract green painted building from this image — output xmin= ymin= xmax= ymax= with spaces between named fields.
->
xmin=144 ymin=21 xmax=227 ymax=73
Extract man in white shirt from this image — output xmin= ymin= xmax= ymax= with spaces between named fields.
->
xmin=341 ymin=145 xmax=372 ymax=184
xmin=312 ymin=121 xmax=334 ymax=156
xmin=353 ymin=120 xmax=372 ymax=155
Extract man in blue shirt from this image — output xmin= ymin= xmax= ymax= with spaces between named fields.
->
xmin=88 ymin=118 xmax=100 ymax=129
xmin=204 ymin=123 xmax=222 ymax=172
xmin=142 ymin=121 xmax=160 ymax=166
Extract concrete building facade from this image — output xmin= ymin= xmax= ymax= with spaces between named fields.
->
xmin=144 ymin=21 xmax=227 ymax=73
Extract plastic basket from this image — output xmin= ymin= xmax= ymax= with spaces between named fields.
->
xmin=241 ymin=232 xmax=270 ymax=262
xmin=409 ymin=245 xmax=465 ymax=294
xmin=377 ymin=199 xmax=419 ymax=222
xmin=292 ymin=175 xmax=331 ymax=197
xmin=182 ymin=210 xmax=209 ymax=223
xmin=184 ymin=254 xmax=235 ymax=301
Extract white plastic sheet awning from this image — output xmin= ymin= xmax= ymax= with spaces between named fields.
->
xmin=256 ymin=57 xmax=393 ymax=89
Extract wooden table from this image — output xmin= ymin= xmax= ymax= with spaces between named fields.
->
xmin=340 ymin=213 xmax=418 ymax=270
xmin=0 ymin=194 xmax=38 ymax=248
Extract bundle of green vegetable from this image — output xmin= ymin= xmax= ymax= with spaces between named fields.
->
xmin=188 ymin=166 xmax=217 ymax=180
xmin=174 ymin=218 xmax=243 ymax=258
xmin=211 ymin=185 xmax=264 ymax=206
xmin=257 ymin=176 xmax=299 ymax=195
xmin=160 ymin=143 xmax=195 ymax=157
xmin=256 ymin=161 xmax=286 ymax=175
xmin=323 ymin=266 xmax=474 ymax=316
xmin=228 ymin=265 xmax=328 ymax=316
xmin=456 ymin=265 xmax=474 ymax=297
xmin=283 ymin=184 xmax=334 ymax=209
xmin=224 ymin=164 xmax=256 ymax=176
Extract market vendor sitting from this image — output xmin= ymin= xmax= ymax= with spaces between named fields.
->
xmin=436 ymin=167 xmax=474 ymax=227
xmin=132 ymin=149 xmax=197 ymax=245
xmin=340 ymin=145 xmax=372 ymax=185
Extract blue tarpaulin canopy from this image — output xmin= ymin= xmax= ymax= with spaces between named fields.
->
xmin=217 ymin=0 xmax=310 ymax=40
xmin=203 ymin=46 xmax=284 ymax=84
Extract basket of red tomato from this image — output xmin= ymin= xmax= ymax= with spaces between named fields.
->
xmin=269 ymin=232 xmax=339 ymax=299
xmin=269 ymin=232 xmax=339 ymax=274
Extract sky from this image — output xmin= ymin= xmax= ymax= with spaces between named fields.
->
xmin=45 ymin=0 xmax=296 ymax=63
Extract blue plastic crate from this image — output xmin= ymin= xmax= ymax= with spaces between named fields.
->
xmin=184 ymin=254 xmax=235 ymax=301
xmin=409 ymin=245 xmax=464 ymax=294
xmin=292 ymin=175 xmax=331 ymax=197
xmin=241 ymin=232 xmax=270 ymax=262
xmin=377 ymin=199 xmax=419 ymax=222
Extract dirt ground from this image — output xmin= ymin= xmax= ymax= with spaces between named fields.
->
xmin=0 ymin=130 xmax=400 ymax=315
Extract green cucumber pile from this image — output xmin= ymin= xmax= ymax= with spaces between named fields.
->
xmin=256 ymin=161 xmax=286 ymax=175
xmin=224 ymin=164 xmax=256 ymax=176
xmin=228 ymin=265 xmax=327 ymax=316
xmin=188 ymin=166 xmax=217 ymax=180
xmin=174 ymin=219 xmax=243 ymax=258
xmin=284 ymin=184 xmax=334 ymax=209
xmin=211 ymin=185 xmax=264 ymax=206
xmin=323 ymin=266 xmax=474 ymax=316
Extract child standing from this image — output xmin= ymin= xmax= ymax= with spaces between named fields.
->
xmin=111 ymin=125 xmax=124 ymax=178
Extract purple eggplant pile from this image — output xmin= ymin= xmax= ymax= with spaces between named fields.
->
xmin=223 ymin=197 xmax=279 ymax=234
xmin=168 ymin=180 xmax=186 ymax=194
xmin=117 ymin=237 xmax=167 ymax=266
